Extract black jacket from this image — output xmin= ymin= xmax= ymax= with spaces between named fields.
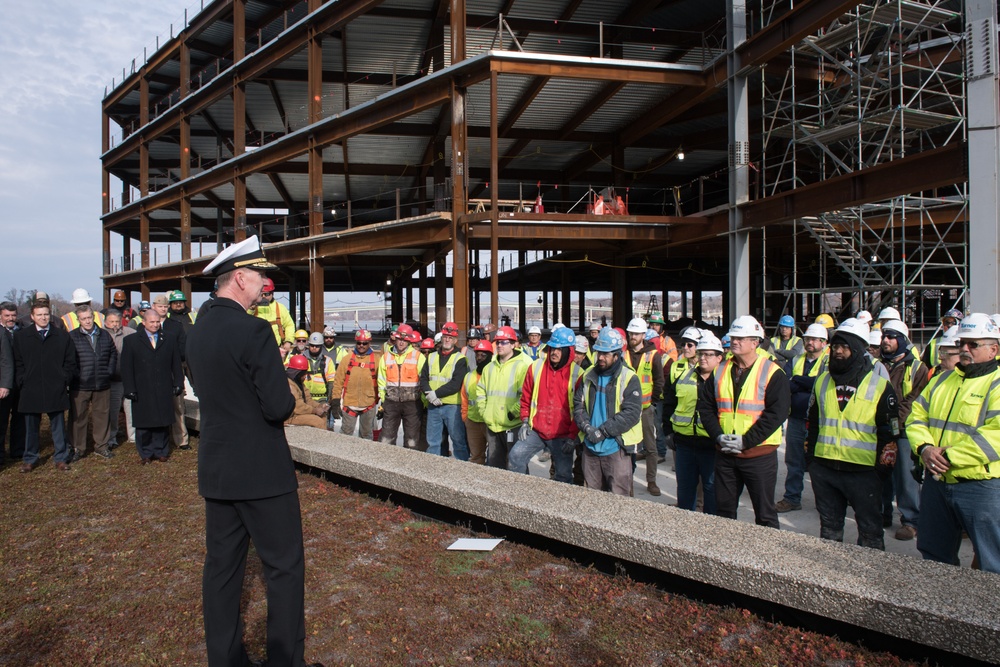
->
xmin=13 ymin=326 xmax=78 ymax=413
xmin=121 ymin=329 xmax=183 ymax=428
xmin=186 ymin=297 xmax=296 ymax=501
xmin=69 ymin=326 xmax=118 ymax=392
xmin=160 ymin=316 xmax=187 ymax=362
xmin=0 ymin=328 xmax=13 ymax=390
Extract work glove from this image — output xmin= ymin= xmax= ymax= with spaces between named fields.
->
xmin=663 ymin=433 xmax=675 ymax=452
xmin=717 ymin=434 xmax=744 ymax=455
xmin=561 ymin=439 xmax=576 ymax=455
xmin=329 ymin=399 xmax=342 ymax=420
xmin=125 ymin=393 xmax=137 ymax=402
xmin=425 ymin=390 xmax=443 ymax=407
xmin=376 ymin=405 xmax=385 ymax=420
xmin=173 ymin=386 xmax=184 ymax=397
xmin=586 ymin=427 xmax=605 ymax=444
xmin=507 ymin=409 xmax=519 ymax=422
xmin=517 ymin=420 xmax=530 ymax=442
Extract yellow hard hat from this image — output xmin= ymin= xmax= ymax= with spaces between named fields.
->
xmin=294 ymin=329 xmax=308 ymax=340
xmin=814 ymin=313 xmax=836 ymax=328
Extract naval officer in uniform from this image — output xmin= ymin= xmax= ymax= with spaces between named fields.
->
xmin=186 ymin=236 xmax=323 ymax=667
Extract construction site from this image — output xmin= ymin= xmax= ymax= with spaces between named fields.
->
xmin=99 ymin=0 xmax=998 ymax=343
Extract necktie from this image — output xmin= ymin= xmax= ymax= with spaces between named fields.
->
xmin=150 ymin=335 xmax=157 ymax=349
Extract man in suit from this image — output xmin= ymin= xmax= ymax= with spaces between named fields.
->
xmin=0 ymin=306 xmax=15 ymax=466
xmin=13 ymin=303 xmax=78 ymax=471
xmin=186 ymin=236 xmax=323 ymax=667
xmin=121 ymin=309 xmax=183 ymax=463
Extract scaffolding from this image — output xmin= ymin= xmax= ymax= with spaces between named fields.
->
xmin=758 ymin=0 xmax=967 ymax=340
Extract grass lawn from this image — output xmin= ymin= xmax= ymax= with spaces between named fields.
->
xmin=0 ymin=436 xmax=917 ymax=666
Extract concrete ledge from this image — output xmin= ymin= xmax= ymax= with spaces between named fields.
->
xmin=284 ymin=427 xmax=1000 ymax=663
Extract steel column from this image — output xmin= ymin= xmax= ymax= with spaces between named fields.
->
xmin=489 ymin=71 xmax=499 ymax=329
xmin=727 ymin=0 xmax=750 ymax=319
xmin=968 ymin=0 xmax=1000 ymax=312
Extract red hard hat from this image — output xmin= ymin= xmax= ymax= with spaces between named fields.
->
xmin=355 ymin=329 xmax=372 ymax=342
xmin=613 ymin=328 xmax=627 ymax=349
xmin=474 ymin=339 xmax=494 ymax=353
xmin=396 ymin=323 xmax=414 ymax=337
xmin=495 ymin=326 xmax=517 ymax=342
xmin=440 ymin=322 xmax=459 ymax=336
xmin=262 ymin=277 xmax=275 ymax=292
xmin=405 ymin=330 xmax=421 ymax=343
xmin=420 ymin=338 xmax=435 ymax=350
xmin=287 ymin=355 xmax=309 ymax=371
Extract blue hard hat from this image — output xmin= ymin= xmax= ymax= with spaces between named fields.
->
xmin=547 ymin=327 xmax=576 ymax=349
xmin=778 ymin=315 xmax=795 ymax=328
xmin=721 ymin=334 xmax=731 ymax=349
xmin=138 ymin=300 xmax=151 ymax=310
xmin=645 ymin=328 xmax=657 ymax=341
xmin=593 ymin=327 xmax=624 ymax=353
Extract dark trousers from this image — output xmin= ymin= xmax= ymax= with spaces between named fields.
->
xmin=135 ymin=427 xmax=170 ymax=460
xmin=23 ymin=411 xmax=69 ymax=465
xmin=0 ymin=389 xmax=25 ymax=461
xmin=715 ymin=449 xmax=779 ymax=528
xmin=809 ymin=460 xmax=885 ymax=550
xmin=203 ymin=492 xmax=305 ymax=667
xmin=380 ymin=399 xmax=422 ymax=449
xmin=486 ymin=427 xmax=517 ymax=469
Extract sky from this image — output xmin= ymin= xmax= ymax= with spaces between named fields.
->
xmin=0 ymin=0 xmax=194 ymax=305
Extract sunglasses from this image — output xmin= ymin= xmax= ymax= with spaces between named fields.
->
xmin=961 ymin=340 xmax=993 ymax=350
xmin=356 ymin=341 xmax=370 ymax=346
xmin=683 ymin=341 xmax=697 ymax=348
xmin=496 ymin=340 xmax=513 ymax=346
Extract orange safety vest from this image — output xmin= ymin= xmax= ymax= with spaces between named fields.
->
xmin=384 ymin=348 xmax=421 ymax=388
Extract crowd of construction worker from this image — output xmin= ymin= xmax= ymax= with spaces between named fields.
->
xmin=5 ymin=283 xmax=998 ymax=575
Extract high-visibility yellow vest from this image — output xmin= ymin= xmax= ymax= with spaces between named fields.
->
xmin=462 ymin=370 xmax=485 ymax=423
xmin=623 ymin=350 xmax=656 ymax=408
xmin=62 ymin=311 xmax=105 ymax=331
xmin=813 ymin=370 xmax=886 ymax=466
xmin=770 ymin=335 xmax=801 ymax=352
xmin=669 ymin=357 xmax=692 ymax=384
xmin=476 ymin=353 xmax=531 ymax=432
xmin=304 ymin=354 xmax=335 ymax=402
xmin=791 ymin=349 xmax=829 ymax=378
xmin=427 ymin=350 xmax=463 ymax=405
xmin=715 ymin=357 xmax=782 ymax=445
xmin=671 ymin=366 xmax=709 ymax=437
xmin=526 ymin=359 xmax=583 ymax=429
xmin=906 ymin=368 xmax=1000 ymax=482
xmin=579 ymin=367 xmax=643 ymax=450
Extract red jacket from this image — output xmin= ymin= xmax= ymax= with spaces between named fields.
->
xmin=519 ymin=359 xmax=581 ymax=441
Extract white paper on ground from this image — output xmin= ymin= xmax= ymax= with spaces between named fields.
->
xmin=447 ymin=538 xmax=504 ymax=551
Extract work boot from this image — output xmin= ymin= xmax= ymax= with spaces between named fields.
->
xmin=775 ymin=499 xmax=801 ymax=513
xmin=647 ymin=482 xmax=661 ymax=496
xmin=895 ymin=525 xmax=917 ymax=541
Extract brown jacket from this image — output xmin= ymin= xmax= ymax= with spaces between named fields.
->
xmin=330 ymin=347 xmax=382 ymax=409
xmin=286 ymin=377 xmax=323 ymax=422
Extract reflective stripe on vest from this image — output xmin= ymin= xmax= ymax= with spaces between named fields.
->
xmin=384 ymin=348 xmax=421 ymax=389
xmin=428 ymin=350 xmax=462 ymax=404
xmin=624 ymin=350 xmax=655 ymax=407
xmin=463 ymin=371 xmax=485 ymax=422
xmin=715 ymin=357 xmax=781 ymax=445
xmin=813 ymin=371 xmax=885 ymax=466
xmin=669 ymin=357 xmax=691 ymax=384
xmin=791 ymin=349 xmax=829 ymax=378
xmin=671 ymin=366 xmax=708 ymax=437
xmin=62 ymin=311 xmax=105 ymax=331
xmin=770 ymin=335 xmax=801 ymax=351
xmin=527 ymin=359 xmax=582 ymax=429
xmin=580 ymin=368 xmax=643 ymax=449
xmin=304 ymin=354 xmax=334 ymax=401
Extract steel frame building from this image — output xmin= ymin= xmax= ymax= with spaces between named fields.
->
xmin=100 ymin=0 xmax=997 ymax=339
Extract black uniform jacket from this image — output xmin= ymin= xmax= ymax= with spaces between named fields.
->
xmin=13 ymin=325 xmax=77 ymax=413
xmin=186 ymin=297 xmax=296 ymax=501
xmin=121 ymin=329 xmax=183 ymax=429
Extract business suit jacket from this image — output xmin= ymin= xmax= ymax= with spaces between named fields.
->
xmin=121 ymin=329 xmax=183 ymax=428
xmin=186 ymin=297 xmax=296 ymax=500
xmin=0 ymin=327 xmax=13 ymax=391
xmin=13 ymin=326 xmax=77 ymax=413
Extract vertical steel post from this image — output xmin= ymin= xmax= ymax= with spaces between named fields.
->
xmin=727 ymin=0 xmax=750 ymax=319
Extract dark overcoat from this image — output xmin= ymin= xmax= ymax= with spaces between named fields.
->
xmin=13 ymin=326 xmax=77 ymax=413
xmin=121 ymin=329 xmax=182 ymax=428
xmin=186 ymin=297 xmax=296 ymax=500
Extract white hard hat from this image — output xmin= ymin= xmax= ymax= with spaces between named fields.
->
xmin=308 ymin=332 xmax=324 ymax=346
xmin=834 ymin=317 xmax=870 ymax=343
xmin=881 ymin=319 xmax=909 ymax=338
xmin=959 ymin=312 xmax=1000 ymax=340
xmin=992 ymin=314 xmax=1000 ymax=328
xmin=855 ymin=310 xmax=873 ymax=324
xmin=71 ymin=288 xmax=92 ymax=304
xmin=527 ymin=325 xmax=541 ymax=335
xmin=574 ymin=335 xmax=590 ymax=353
xmin=939 ymin=325 xmax=960 ymax=348
xmin=588 ymin=321 xmax=602 ymax=332
xmin=727 ymin=315 xmax=764 ymax=339
xmin=802 ymin=323 xmax=829 ymax=340
xmin=877 ymin=306 xmax=901 ymax=321
xmin=696 ymin=333 xmax=724 ymax=353
xmin=868 ymin=330 xmax=883 ymax=346
xmin=552 ymin=323 xmax=565 ymax=330
xmin=679 ymin=326 xmax=702 ymax=342
xmin=626 ymin=317 xmax=648 ymax=334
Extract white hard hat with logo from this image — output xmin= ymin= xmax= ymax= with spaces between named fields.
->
xmin=527 ymin=325 xmax=541 ymax=335
xmin=726 ymin=315 xmax=764 ymax=339
xmin=696 ymin=333 xmax=724 ymax=353
xmin=855 ymin=310 xmax=873 ymax=325
xmin=834 ymin=317 xmax=870 ymax=342
xmin=868 ymin=330 xmax=882 ymax=346
xmin=877 ymin=306 xmax=901 ymax=321
xmin=802 ymin=323 xmax=829 ymax=340
xmin=939 ymin=325 xmax=960 ymax=348
xmin=626 ymin=317 xmax=648 ymax=334
xmin=71 ymin=288 xmax=92 ymax=304
xmin=881 ymin=319 xmax=909 ymax=338
xmin=959 ymin=313 xmax=1000 ymax=340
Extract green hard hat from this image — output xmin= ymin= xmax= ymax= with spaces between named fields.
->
xmin=169 ymin=290 xmax=187 ymax=303
xmin=648 ymin=311 xmax=665 ymax=325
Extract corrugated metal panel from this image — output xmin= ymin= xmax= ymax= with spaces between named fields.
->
xmin=246 ymin=172 xmax=281 ymax=202
xmin=345 ymin=135 xmax=428 ymax=166
xmin=510 ymin=78 xmax=607 ymax=131
xmin=565 ymin=0 xmax=626 ymax=25
xmin=463 ymin=138 xmax=524 ymax=170
xmin=577 ymin=83 xmax=677 ymax=134
xmin=346 ymin=15 xmax=430 ymax=77
xmin=504 ymin=0 xmax=580 ymax=20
